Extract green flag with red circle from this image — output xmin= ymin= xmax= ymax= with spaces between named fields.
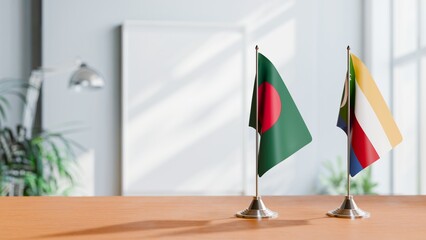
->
xmin=249 ymin=53 xmax=312 ymax=177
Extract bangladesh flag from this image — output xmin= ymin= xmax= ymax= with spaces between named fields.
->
xmin=249 ymin=53 xmax=312 ymax=177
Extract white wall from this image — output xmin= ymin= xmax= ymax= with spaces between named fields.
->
xmin=316 ymin=0 xmax=364 ymax=190
xmin=0 ymin=0 xmax=32 ymax=127
xmin=365 ymin=0 xmax=426 ymax=195
xmin=42 ymin=0 xmax=363 ymax=195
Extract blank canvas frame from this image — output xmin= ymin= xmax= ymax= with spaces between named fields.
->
xmin=121 ymin=21 xmax=248 ymax=195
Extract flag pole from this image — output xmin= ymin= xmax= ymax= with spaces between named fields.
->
xmin=326 ymin=46 xmax=369 ymax=219
xmin=346 ymin=45 xmax=351 ymax=198
xmin=255 ymin=45 xmax=259 ymax=198
xmin=236 ymin=45 xmax=277 ymax=219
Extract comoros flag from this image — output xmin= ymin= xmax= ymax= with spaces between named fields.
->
xmin=337 ymin=53 xmax=402 ymax=176
xmin=249 ymin=53 xmax=312 ymax=177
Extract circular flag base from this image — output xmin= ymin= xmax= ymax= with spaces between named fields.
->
xmin=236 ymin=196 xmax=278 ymax=219
xmin=327 ymin=195 xmax=370 ymax=219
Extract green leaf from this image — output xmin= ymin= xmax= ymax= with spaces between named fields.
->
xmin=0 ymin=121 xmax=81 ymax=196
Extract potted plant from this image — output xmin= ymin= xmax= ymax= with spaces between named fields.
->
xmin=0 ymin=79 xmax=81 ymax=196
xmin=319 ymin=156 xmax=378 ymax=195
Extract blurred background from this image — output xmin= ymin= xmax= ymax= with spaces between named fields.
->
xmin=0 ymin=0 xmax=424 ymax=196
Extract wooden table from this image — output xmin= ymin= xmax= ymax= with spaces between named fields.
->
xmin=1 ymin=196 xmax=426 ymax=239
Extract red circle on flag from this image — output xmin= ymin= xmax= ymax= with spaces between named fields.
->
xmin=258 ymin=82 xmax=282 ymax=134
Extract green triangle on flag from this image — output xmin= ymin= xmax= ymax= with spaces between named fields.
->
xmin=249 ymin=53 xmax=312 ymax=177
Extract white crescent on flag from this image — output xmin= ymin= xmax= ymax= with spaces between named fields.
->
xmin=340 ymin=73 xmax=349 ymax=108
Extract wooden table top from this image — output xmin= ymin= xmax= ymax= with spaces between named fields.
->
xmin=1 ymin=195 xmax=426 ymax=239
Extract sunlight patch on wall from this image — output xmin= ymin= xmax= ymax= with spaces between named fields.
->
xmin=393 ymin=62 xmax=418 ymax=194
xmin=255 ymin=19 xmax=295 ymax=82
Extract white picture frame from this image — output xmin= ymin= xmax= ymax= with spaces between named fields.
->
xmin=121 ymin=21 xmax=248 ymax=195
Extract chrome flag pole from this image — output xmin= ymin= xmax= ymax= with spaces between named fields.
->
xmin=236 ymin=45 xmax=277 ymax=219
xmin=327 ymin=46 xmax=369 ymax=219
xmin=256 ymin=44 xmax=259 ymax=199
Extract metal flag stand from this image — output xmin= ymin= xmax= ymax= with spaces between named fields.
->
xmin=326 ymin=46 xmax=370 ymax=219
xmin=236 ymin=45 xmax=278 ymax=219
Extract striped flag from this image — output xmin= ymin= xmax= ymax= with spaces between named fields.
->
xmin=337 ymin=53 xmax=402 ymax=177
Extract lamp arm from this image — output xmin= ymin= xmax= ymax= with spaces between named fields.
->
xmin=21 ymin=72 xmax=43 ymax=137
xmin=22 ymin=59 xmax=103 ymax=136
xmin=33 ymin=59 xmax=82 ymax=76
xmin=22 ymin=60 xmax=82 ymax=136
